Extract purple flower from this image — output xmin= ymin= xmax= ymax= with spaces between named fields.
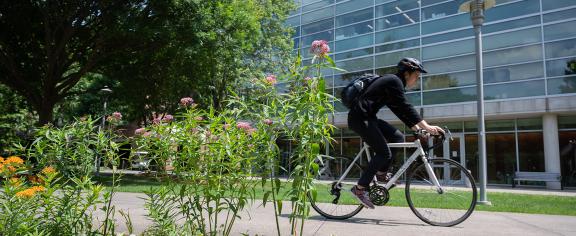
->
xmin=106 ymin=112 xmax=122 ymax=123
xmin=263 ymin=119 xmax=273 ymax=126
xmin=236 ymin=122 xmax=252 ymax=130
xmin=162 ymin=114 xmax=174 ymax=123
xmin=265 ymin=75 xmax=277 ymax=85
xmin=135 ymin=128 xmax=146 ymax=136
xmin=310 ymin=40 xmax=330 ymax=57
xmin=180 ymin=97 xmax=194 ymax=107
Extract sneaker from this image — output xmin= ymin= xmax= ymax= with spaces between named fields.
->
xmin=350 ymin=185 xmax=375 ymax=209
xmin=376 ymin=172 xmax=397 ymax=190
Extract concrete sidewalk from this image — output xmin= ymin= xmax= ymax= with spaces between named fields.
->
xmin=107 ymin=192 xmax=576 ymax=236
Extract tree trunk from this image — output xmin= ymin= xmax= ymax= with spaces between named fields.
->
xmin=37 ymin=100 xmax=55 ymax=125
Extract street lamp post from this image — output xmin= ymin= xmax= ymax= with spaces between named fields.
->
xmin=96 ymin=86 xmax=113 ymax=176
xmin=459 ymin=0 xmax=494 ymax=205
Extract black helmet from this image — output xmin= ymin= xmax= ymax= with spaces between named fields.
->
xmin=397 ymin=57 xmax=427 ymax=73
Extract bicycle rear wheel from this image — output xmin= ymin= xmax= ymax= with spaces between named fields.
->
xmin=309 ymin=157 xmax=364 ymax=220
xmin=405 ymin=158 xmax=477 ymax=227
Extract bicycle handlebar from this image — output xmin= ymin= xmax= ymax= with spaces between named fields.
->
xmin=413 ymin=127 xmax=453 ymax=151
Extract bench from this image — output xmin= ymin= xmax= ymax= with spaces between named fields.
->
xmin=512 ymin=171 xmax=563 ymax=190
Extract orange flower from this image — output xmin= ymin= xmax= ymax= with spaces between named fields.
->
xmin=7 ymin=166 xmax=16 ymax=173
xmin=15 ymin=188 xmax=36 ymax=198
xmin=15 ymin=186 xmax=45 ymax=198
xmin=41 ymin=166 xmax=56 ymax=175
xmin=28 ymin=175 xmax=44 ymax=184
xmin=4 ymin=156 xmax=24 ymax=165
xmin=9 ymin=177 xmax=22 ymax=186
xmin=0 ymin=157 xmax=4 ymax=163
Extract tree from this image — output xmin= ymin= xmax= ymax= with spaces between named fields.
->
xmin=1 ymin=0 xmax=295 ymax=125
xmin=0 ymin=0 xmax=163 ymax=124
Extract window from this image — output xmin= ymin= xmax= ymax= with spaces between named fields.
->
xmin=423 ymin=70 xmax=476 ymax=90
xmin=486 ymin=133 xmax=516 ymax=184
xmin=335 ymin=21 xmax=373 ymax=40
xmin=286 ymin=16 xmax=300 ymax=26
xmin=546 ymin=57 xmax=576 ymax=77
xmin=483 ymin=62 xmax=544 ymax=84
xmin=544 ymin=20 xmax=576 ymax=41
xmin=375 ymin=48 xmax=419 ymax=68
xmin=422 ymin=29 xmax=473 ymax=45
xmin=375 ymin=24 xmax=419 ymax=44
xmin=483 ymin=44 xmax=543 ymax=68
xmin=559 ymin=116 xmax=576 ymax=129
xmin=375 ymin=0 xmax=420 ymax=17
xmin=484 ymin=27 xmax=541 ymax=51
xmin=335 ymin=33 xmax=373 ymax=51
xmin=543 ymin=7 xmax=576 ymax=23
xmin=333 ymin=69 xmax=373 ymax=86
xmin=542 ymin=0 xmax=576 ymax=11
xmin=548 ymin=76 xmax=576 ymax=95
xmin=484 ymin=79 xmax=545 ymax=100
xmin=422 ymin=1 xmax=460 ymax=20
xmin=558 ymin=131 xmax=576 ymax=187
xmin=422 ymin=39 xmax=474 ymax=60
xmin=375 ymin=39 xmax=419 ymax=53
xmin=335 ymin=47 xmax=373 ymax=60
xmin=375 ymin=10 xmax=419 ymax=31
xmin=336 ymin=56 xmax=374 ymax=72
xmin=484 ymin=16 xmax=540 ymax=34
xmin=406 ymin=92 xmax=421 ymax=106
xmin=302 ymin=0 xmax=334 ymax=13
xmin=545 ymin=38 xmax=576 ymax=59
xmin=302 ymin=18 xmax=334 ymax=35
xmin=302 ymin=6 xmax=334 ymax=24
xmin=485 ymin=0 xmax=540 ymax=23
xmin=422 ymin=87 xmax=477 ymax=105
xmin=422 ymin=13 xmax=469 ymax=35
xmin=486 ymin=119 xmax=515 ymax=132
xmin=336 ymin=0 xmax=373 ymax=15
xmin=518 ymin=132 xmax=545 ymax=172
xmin=424 ymin=54 xmax=475 ymax=74
xmin=336 ymin=8 xmax=373 ymax=27
xmin=301 ymin=30 xmax=333 ymax=46
xmin=517 ymin=118 xmax=542 ymax=130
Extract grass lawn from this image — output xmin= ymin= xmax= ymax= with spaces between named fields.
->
xmin=94 ymin=174 xmax=576 ymax=216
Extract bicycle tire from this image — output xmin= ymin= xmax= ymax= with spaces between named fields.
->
xmin=405 ymin=158 xmax=477 ymax=227
xmin=309 ymin=157 xmax=364 ymax=220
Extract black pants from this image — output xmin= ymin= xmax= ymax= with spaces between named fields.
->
xmin=348 ymin=112 xmax=404 ymax=188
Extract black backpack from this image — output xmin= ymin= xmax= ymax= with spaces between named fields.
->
xmin=340 ymin=73 xmax=381 ymax=109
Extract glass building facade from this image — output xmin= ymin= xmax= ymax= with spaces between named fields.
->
xmin=284 ymin=0 xmax=576 ymax=188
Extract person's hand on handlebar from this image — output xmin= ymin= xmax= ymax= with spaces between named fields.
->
xmin=411 ymin=120 xmax=445 ymax=136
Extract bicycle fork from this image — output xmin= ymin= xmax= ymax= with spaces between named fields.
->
xmin=419 ymin=147 xmax=445 ymax=194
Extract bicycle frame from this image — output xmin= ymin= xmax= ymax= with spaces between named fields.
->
xmin=335 ymin=138 xmax=444 ymax=192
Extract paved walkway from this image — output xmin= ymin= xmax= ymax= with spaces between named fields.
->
xmin=105 ymin=192 xmax=576 ymax=236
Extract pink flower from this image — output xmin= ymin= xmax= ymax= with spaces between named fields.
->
xmin=106 ymin=112 xmax=122 ymax=123
xmin=304 ymin=77 xmax=312 ymax=81
xmin=263 ymin=119 xmax=273 ymax=126
xmin=152 ymin=117 xmax=161 ymax=125
xmin=143 ymin=132 xmax=152 ymax=137
xmin=194 ymin=116 xmax=204 ymax=121
xmin=180 ymin=97 xmax=194 ymax=107
xmin=135 ymin=128 xmax=146 ymax=136
xmin=310 ymin=40 xmax=330 ymax=57
xmin=162 ymin=114 xmax=174 ymax=123
xmin=237 ymin=122 xmax=252 ymax=130
xmin=265 ymin=75 xmax=277 ymax=85
xmin=223 ymin=123 xmax=231 ymax=130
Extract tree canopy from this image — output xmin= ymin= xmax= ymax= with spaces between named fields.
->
xmin=0 ymin=0 xmax=295 ymax=125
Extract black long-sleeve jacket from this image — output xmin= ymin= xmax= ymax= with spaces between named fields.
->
xmin=350 ymin=73 xmax=423 ymax=128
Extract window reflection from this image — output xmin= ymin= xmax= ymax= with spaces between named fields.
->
xmin=484 ymin=27 xmax=541 ymax=51
xmin=335 ymin=33 xmax=373 ymax=51
xmin=375 ymin=10 xmax=419 ymax=30
xmin=484 ymin=80 xmax=545 ymax=100
xmin=334 ymin=70 xmax=373 ymax=86
xmin=485 ymin=0 xmax=539 ymax=23
xmin=336 ymin=56 xmax=374 ymax=73
xmin=375 ymin=0 xmax=420 ymax=17
xmin=336 ymin=8 xmax=373 ymax=27
xmin=422 ymin=87 xmax=476 ymax=105
xmin=483 ymin=44 xmax=542 ymax=68
xmin=336 ymin=0 xmax=373 ymax=15
xmin=545 ymin=38 xmax=576 ymax=59
xmin=422 ymin=1 xmax=460 ymax=21
xmin=423 ymin=70 xmax=476 ymax=90
xmin=301 ymin=30 xmax=333 ymax=46
xmin=422 ymin=39 xmax=474 ymax=60
xmin=484 ymin=62 xmax=544 ymax=84
xmin=335 ymin=20 xmax=373 ymax=40
xmin=542 ymin=0 xmax=576 ymax=11
xmin=375 ymin=48 xmax=419 ymax=67
xmin=335 ymin=47 xmax=373 ymax=60
xmin=302 ymin=0 xmax=334 ymax=13
xmin=375 ymin=24 xmax=419 ymax=44
xmin=548 ymin=76 xmax=576 ymax=95
xmin=302 ymin=18 xmax=334 ymax=35
xmin=302 ymin=6 xmax=334 ymax=24
xmin=544 ymin=20 xmax=576 ymax=41
xmin=424 ymin=54 xmax=475 ymax=74
xmin=375 ymin=39 xmax=419 ymax=53
xmin=546 ymin=57 xmax=576 ymax=77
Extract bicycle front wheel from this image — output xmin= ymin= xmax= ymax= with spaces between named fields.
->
xmin=406 ymin=158 xmax=477 ymax=227
xmin=309 ymin=157 xmax=364 ymax=220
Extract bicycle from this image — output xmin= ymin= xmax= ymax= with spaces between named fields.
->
xmin=309 ymin=129 xmax=477 ymax=227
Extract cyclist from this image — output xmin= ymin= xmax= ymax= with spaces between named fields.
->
xmin=349 ymin=57 xmax=445 ymax=209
